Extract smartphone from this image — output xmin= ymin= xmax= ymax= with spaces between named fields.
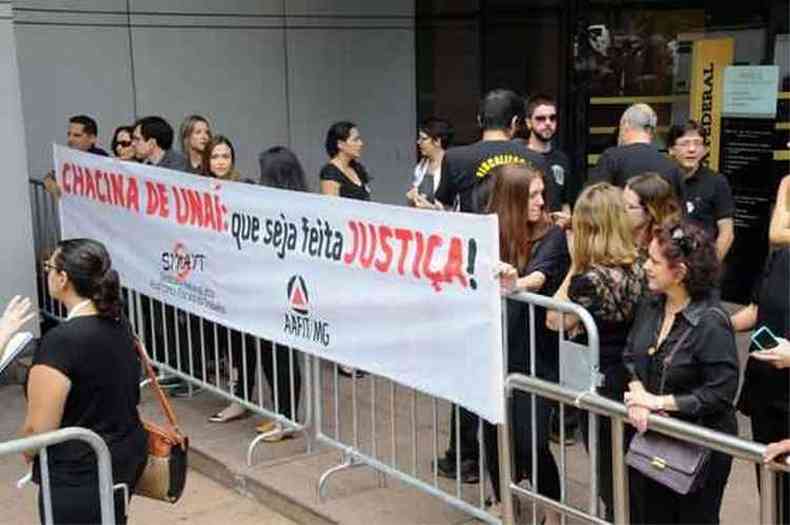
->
xmin=751 ymin=326 xmax=780 ymax=351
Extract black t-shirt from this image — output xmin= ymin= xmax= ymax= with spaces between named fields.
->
xmin=540 ymin=148 xmax=575 ymax=209
xmin=683 ymin=166 xmax=734 ymax=239
xmin=319 ymin=162 xmax=371 ymax=201
xmin=588 ymin=143 xmax=685 ymax=204
xmin=31 ymin=316 xmax=147 ymax=485
xmin=434 ymin=140 xmax=556 ymax=214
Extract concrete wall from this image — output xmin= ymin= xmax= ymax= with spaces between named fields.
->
xmin=0 ymin=0 xmax=39 ymax=320
xmin=13 ymin=0 xmax=416 ymax=204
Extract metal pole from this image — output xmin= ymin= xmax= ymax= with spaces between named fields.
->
xmin=761 ymin=465 xmax=778 ymax=525
xmin=610 ymin=416 xmax=629 ymax=525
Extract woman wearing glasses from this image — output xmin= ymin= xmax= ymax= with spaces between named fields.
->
xmin=623 ymin=173 xmax=682 ymax=253
xmin=406 ymin=117 xmax=453 ymax=210
xmin=24 ymin=239 xmax=147 ymax=525
xmin=623 ymin=221 xmax=738 ymax=524
xmin=111 ymin=126 xmax=136 ymax=161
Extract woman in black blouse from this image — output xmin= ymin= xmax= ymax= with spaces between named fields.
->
xmin=319 ymin=121 xmax=371 ymax=201
xmin=22 ymin=239 xmax=147 ymax=525
xmin=624 ymin=221 xmax=738 ymax=524
xmin=546 ymin=182 xmax=645 ymax=519
xmin=320 ymin=121 xmax=370 ymax=378
xmin=487 ymin=163 xmax=570 ymax=523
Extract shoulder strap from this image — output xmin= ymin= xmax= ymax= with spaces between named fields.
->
xmin=658 ymin=306 xmax=730 ymax=394
xmin=133 ymin=338 xmax=181 ymax=431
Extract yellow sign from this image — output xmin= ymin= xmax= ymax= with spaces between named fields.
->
xmin=689 ymin=38 xmax=734 ymax=171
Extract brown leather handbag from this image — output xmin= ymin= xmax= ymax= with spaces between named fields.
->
xmin=133 ymin=339 xmax=189 ymax=503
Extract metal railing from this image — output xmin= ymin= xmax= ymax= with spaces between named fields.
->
xmin=0 ymin=427 xmax=117 ymax=525
xmin=503 ymin=374 xmax=785 ymax=525
xmin=498 ymin=291 xmax=602 ymax=525
xmin=312 ymin=357 xmax=497 ymax=523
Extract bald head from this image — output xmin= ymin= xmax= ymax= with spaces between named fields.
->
xmin=619 ymin=103 xmax=657 ymax=145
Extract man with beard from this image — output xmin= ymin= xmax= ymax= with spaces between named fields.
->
xmin=523 ymin=94 xmax=575 ymax=213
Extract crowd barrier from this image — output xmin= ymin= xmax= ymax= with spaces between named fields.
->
xmin=498 ymin=291 xmax=602 ymax=524
xmin=26 ymin=178 xmax=789 ymax=525
xmin=0 ymin=427 xmax=119 ymax=525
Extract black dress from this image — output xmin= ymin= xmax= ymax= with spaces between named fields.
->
xmin=738 ymin=247 xmax=790 ymax=523
xmin=567 ymin=262 xmax=645 ymax=518
xmin=319 ymin=162 xmax=371 ymax=201
xmin=623 ymin=296 xmax=739 ymax=524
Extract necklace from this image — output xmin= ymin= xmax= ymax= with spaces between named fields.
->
xmin=66 ymin=299 xmax=94 ymax=321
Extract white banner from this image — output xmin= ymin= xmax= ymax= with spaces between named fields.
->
xmin=53 ymin=145 xmax=504 ymax=423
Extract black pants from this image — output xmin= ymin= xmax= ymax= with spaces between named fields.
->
xmin=485 ymin=391 xmax=561 ymax=502
xmin=750 ymin=404 xmax=790 ymax=524
xmin=233 ymin=333 xmax=302 ymax=420
xmin=629 ymin=449 xmax=733 ymax=524
xmin=446 ymin=406 xmax=481 ymax=462
xmin=39 ymin=484 xmax=131 ymax=525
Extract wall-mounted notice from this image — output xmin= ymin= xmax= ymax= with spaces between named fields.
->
xmin=722 ymin=65 xmax=779 ymax=119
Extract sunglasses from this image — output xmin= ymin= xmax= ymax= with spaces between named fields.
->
xmin=533 ymin=114 xmax=557 ymax=123
xmin=116 ymin=141 xmax=133 ymax=148
xmin=41 ymin=259 xmax=60 ymax=273
xmin=670 ymin=226 xmax=697 ymax=257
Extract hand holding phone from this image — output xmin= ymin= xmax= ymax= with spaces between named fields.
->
xmin=751 ymin=326 xmax=780 ymax=351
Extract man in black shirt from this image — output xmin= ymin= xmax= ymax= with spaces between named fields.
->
xmin=524 ymin=93 xmax=575 ymax=213
xmin=668 ymin=120 xmax=735 ymax=261
xmin=434 ymin=88 xmax=557 ymax=214
xmin=588 ymin=103 xmax=684 ymax=201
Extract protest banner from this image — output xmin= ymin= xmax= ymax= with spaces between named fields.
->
xmin=53 ymin=145 xmax=504 ymax=423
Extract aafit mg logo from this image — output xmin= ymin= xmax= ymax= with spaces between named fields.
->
xmin=283 ymin=275 xmax=330 ymax=347
xmin=161 ymin=242 xmax=206 ymax=283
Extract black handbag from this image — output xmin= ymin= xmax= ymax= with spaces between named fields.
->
xmin=625 ymin=309 xmax=729 ymax=494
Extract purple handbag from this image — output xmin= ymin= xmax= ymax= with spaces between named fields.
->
xmin=625 ymin=429 xmax=710 ymax=494
xmin=624 ymin=311 xmax=728 ymax=495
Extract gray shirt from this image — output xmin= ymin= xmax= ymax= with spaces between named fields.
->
xmin=153 ymin=149 xmax=189 ymax=173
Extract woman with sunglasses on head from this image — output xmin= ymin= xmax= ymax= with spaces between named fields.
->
xmin=546 ymin=182 xmax=645 ymax=520
xmin=23 ymin=239 xmax=147 ymax=525
xmin=111 ymin=126 xmax=136 ymax=161
xmin=623 ymin=221 xmax=738 ymax=524
xmin=406 ymin=117 xmax=453 ymax=210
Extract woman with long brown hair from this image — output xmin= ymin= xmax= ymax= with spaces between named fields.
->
xmin=179 ymin=114 xmax=211 ymax=174
xmin=486 ymin=163 xmax=570 ymax=523
xmin=624 ymin=172 xmax=682 ymax=252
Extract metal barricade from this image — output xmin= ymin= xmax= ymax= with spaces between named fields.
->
xmin=126 ymin=289 xmax=313 ymax=466
xmin=0 ymin=427 xmax=117 ymax=525
xmin=312 ymin=356 xmax=499 ymax=523
xmin=28 ymin=179 xmax=311 ymax=467
xmin=498 ymin=291 xmax=602 ymax=525
xmin=504 ymin=374 xmax=785 ymax=525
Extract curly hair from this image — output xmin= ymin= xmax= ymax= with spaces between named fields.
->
xmin=654 ymin=221 xmax=720 ymax=300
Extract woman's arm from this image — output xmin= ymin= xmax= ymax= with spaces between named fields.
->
xmin=545 ymin=269 xmax=580 ymax=332
xmin=320 ymin=180 xmax=340 ymax=197
xmin=516 ymin=271 xmax=547 ymax=292
xmin=769 ymin=175 xmax=790 ymax=246
xmin=19 ymin=364 xmax=70 ymax=461
xmin=730 ymin=303 xmax=758 ymax=332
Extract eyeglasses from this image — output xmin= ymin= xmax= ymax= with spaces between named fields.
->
xmin=533 ymin=114 xmax=557 ymax=123
xmin=670 ymin=226 xmax=697 ymax=257
xmin=116 ymin=140 xmax=132 ymax=148
xmin=673 ymin=139 xmax=704 ymax=149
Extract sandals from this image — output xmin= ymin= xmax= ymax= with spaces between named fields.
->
xmin=208 ymin=403 xmax=248 ymax=423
